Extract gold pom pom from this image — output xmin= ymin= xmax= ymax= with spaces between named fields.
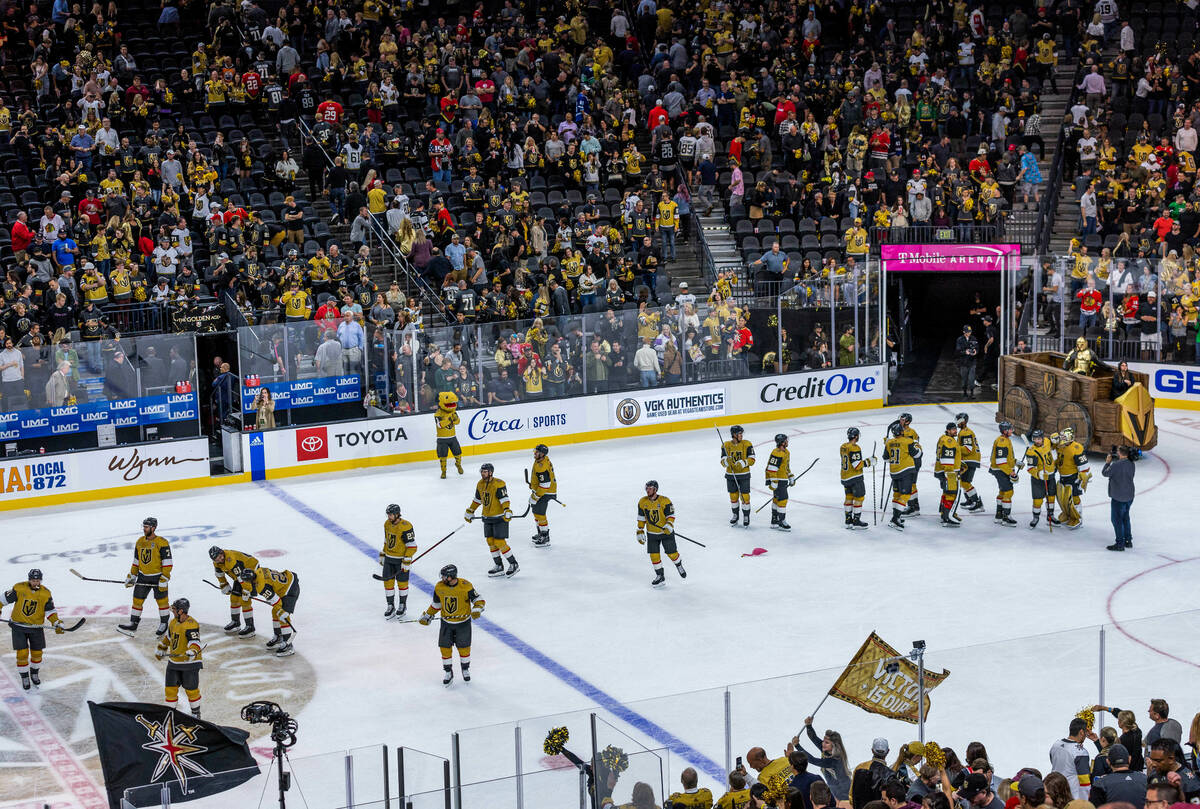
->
xmin=906 ymin=741 xmax=925 ymax=758
xmin=924 ymin=741 xmax=945 ymax=769
xmin=599 ymin=745 xmax=629 ymax=774
xmin=543 ymin=726 xmax=569 ymax=756
xmin=1077 ymin=707 xmax=1095 ymax=732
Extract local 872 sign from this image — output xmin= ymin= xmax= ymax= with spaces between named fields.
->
xmin=241 ymin=375 xmax=361 ymax=413
xmin=0 ymin=393 xmax=198 ymax=440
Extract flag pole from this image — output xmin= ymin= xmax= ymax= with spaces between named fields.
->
xmin=810 ymin=690 xmax=833 ymax=720
xmin=916 ymin=645 xmax=926 ymax=743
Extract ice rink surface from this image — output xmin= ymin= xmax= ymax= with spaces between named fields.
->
xmin=3 ymin=401 xmax=1200 ymax=808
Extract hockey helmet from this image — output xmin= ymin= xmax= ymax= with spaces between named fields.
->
xmin=645 ymin=479 xmax=659 ymax=490
xmin=730 ymin=425 xmax=744 ymax=437
xmin=208 ymin=546 xmax=224 ymax=561
xmin=999 ymin=421 xmax=1013 ymax=434
xmin=1060 ymin=426 xmax=1075 ymax=442
xmin=1049 ymin=432 xmax=1061 ymax=445
xmin=890 ymin=422 xmax=905 ymax=437
xmin=143 ymin=516 xmax=158 ymax=529
xmin=534 ymin=443 xmax=549 ymax=456
xmin=27 ymin=568 xmax=42 ymax=581
xmin=900 ymin=412 xmax=913 ymax=424
xmin=945 ymin=422 xmax=958 ymax=433
xmin=955 ymin=412 xmax=969 ymax=426
xmin=1031 ymin=429 xmax=1045 ymax=442
xmin=846 ymin=427 xmax=860 ymax=441
xmin=438 ymin=391 xmax=459 ymax=411
xmin=171 ymin=597 xmax=190 ymax=614
xmin=480 ymin=462 xmax=494 ymax=476
xmin=440 ymin=564 xmax=458 ymax=580
xmin=775 ymin=433 xmax=788 ymax=446
xmin=239 ymin=568 xmax=257 ymax=583
xmin=386 ymin=503 xmax=401 ymax=517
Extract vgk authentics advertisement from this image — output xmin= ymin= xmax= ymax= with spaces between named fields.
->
xmin=609 ymin=387 xmax=727 ymax=428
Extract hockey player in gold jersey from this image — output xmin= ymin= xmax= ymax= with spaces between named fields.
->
xmin=528 ymin=444 xmax=557 ymax=547
xmin=209 ymin=546 xmax=260 ymax=636
xmin=418 ymin=564 xmax=484 ymax=686
xmin=988 ymin=421 xmax=1020 ymax=526
xmin=239 ymin=566 xmax=299 ymax=656
xmin=2 ymin=569 xmax=66 ymax=691
xmin=118 ymin=516 xmax=173 ymax=637
xmin=380 ymin=504 xmax=417 ymax=618
xmin=884 ymin=421 xmax=922 ymax=531
xmin=1023 ymin=429 xmax=1058 ymax=529
xmin=839 ymin=428 xmax=871 ymax=530
xmin=721 ymin=425 xmax=756 ymax=527
xmin=934 ymin=423 xmax=963 ymax=527
xmin=954 ymin=413 xmax=985 ymax=513
xmin=886 ymin=413 xmax=922 ymax=516
xmin=435 ymin=391 xmax=464 ymax=478
xmin=637 ymin=480 xmax=686 ymax=587
xmin=765 ymin=434 xmax=793 ymax=531
xmin=1055 ymin=427 xmax=1090 ymax=529
xmin=465 ymin=463 xmax=518 ymax=577
xmin=154 ymin=597 xmax=203 ymax=717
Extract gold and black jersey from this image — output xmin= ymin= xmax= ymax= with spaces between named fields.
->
xmin=720 ymin=439 xmax=755 ymax=475
xmin=637 ymin=494 xmax=675 ymax=534
xmin=716 ymin=788 xmax=752 ymax=809
xmin=435 ymin=410 xmax=459 ymax=438
xmin=839 ymin=441 xmax=866 ymax=481
xmin=382 ymin=518 xmax=417 ymax=559
xmin=668 ymin=789 xmax=716 ymax=809
xmin=765 ymin=447 xmax=791 ymax=481
xmin=471 ymin=478 xmax=511 ymax=518
xmin=957 ymin=427 xmax=981 ymax=464
xmin=990 ymin=435 xmax=1016 ymax=474
xmin=1023 ymin=442 xmax=1057 ymax=478
xmin=935 ymin=434 xmax=962 ymax=470
xmin=884 ymin=436 xmax=922 ymax=474
xmin=429 ymin=578 xmax=483 ymax=624
xmin=156 ymin=616 xmax=202 ymax=664
xmin=1056 ymin=440 xmax=1089 ymax=476
xmin=131 ymin=533 xmax=173 ymax=576
xmin=531 ymin=456 xmax=557 ymax=495
xmin=243 ymin=566 xmax=295 ymax=605
xmin=214 ymin=549 xmax=259 ymax=584
xmin=3 ymin=582 xmax=58 ymax=627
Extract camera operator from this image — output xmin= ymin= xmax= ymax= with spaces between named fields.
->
xmin=1102 ymin=446 xmax=1136 ymax=552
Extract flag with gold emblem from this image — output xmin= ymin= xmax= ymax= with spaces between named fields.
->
xmin=827 ymin=633 xmax=950 ymax=724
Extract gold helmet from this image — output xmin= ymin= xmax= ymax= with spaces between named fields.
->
xmin=1075 ymin=336 xmax=1088 ymax=350
xmin=1049 ymin=432 xmax=1061 ymax=445
xmin=1060 ymin=426 xmax=1075 ymax=442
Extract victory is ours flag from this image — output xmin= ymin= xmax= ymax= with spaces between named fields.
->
xmin=88 ymin=701 xmax=259 ymax=809
xmin=827 ymin=633 xmax=950 ymax=724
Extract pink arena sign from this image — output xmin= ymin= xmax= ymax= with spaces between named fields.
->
xmin=880 ymin=243 xmax=1021 ymax=271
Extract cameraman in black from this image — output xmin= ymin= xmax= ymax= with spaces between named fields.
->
xmin=1102 ymin=445 xmax=1136 ymax=551
xmin=955 ymin=324 xmax=979 ymax=399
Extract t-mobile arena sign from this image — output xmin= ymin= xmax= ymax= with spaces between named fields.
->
xmin=881 ymin=243 xmax=1021 ymax=271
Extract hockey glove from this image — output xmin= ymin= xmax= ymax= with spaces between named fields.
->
xmin=125 ymin=573 xmax=137 ymax=588
xmin=186 ymin=648 xmax=198 ymax=660
xmin=863 ymin=457 xmax=873 ymax=468
xmin=502 ymin=508 xmax=513 ymax=522
xmin=52 ymin=620 xmax=65 ymax=635
xmin=276 ymin=611 xmax=291 ymax=624
xmin=418 ymin=613 xmax=432 ymax=626
xmin=159 ymin=572 xmax=171 ymax=585
xmin=788 ymin=475 xmax=796 ymax=486
xmin=155 ymin=649 xmax=165 ymax=661
xmin=471 ymin=605 xmax=483 ymax=619
xmin=1080 ymin=470 xmax=1091 ymax=491
xmin=220 ymin=582 xmax=232 ymax=595
xmin=463 ymin=509 xmax=474 ymax=523
xmin=636 ymin=529 xmax=647 ymax=545
xmin=378 ymin=552 xmax=384 ymax=565
xmin=1010 ymin=472 xmax=1020 ymax=483
xmin=529 ymin=492 xmax=539 ymax=506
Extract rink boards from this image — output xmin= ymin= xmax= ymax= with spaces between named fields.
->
xmin=0 ymin=366 xmax=883 ymax=510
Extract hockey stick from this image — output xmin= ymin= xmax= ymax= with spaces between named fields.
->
xmin=754 ymin=452 xmax=820 ymax=515
xmin=871 ymin=441 xmax=878 ymax=526
xmin=1043 ymin=469 xmax=1054 ymax=534
xmin=69 ymin=569 xmax=127 ymax=585
xmin=409 ymin=523 xmax=468 ymax=565
xmin=4 ymin=618 xmax=86 ymax=632
xmin=647 ymin=520 xmax=707 ymax=548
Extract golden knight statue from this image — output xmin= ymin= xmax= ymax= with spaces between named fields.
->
xmin=1064 ymin=336 xmax=1098 ymax=375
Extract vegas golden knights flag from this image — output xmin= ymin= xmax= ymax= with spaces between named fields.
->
xmin=827 ymin=633 xmax=950 ymax=724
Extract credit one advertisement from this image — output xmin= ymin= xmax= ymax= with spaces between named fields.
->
xmin=245 ymin=365 xmax=885 ymax=476
xmin=240 ymin=375 xmax=361 ymax=413
xmin=880 ymin=243 xmax=1020 ymax=272
xmin=0 ymin=438 xmax=211 ymax=504
xmin=0 ymin=393 xmax=198 ymax=441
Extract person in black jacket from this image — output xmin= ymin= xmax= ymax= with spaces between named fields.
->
xmin=955 ymin=324 xmax=979 ymax=398
xmin=1088 ymin=744 xmax=1147 ymax=807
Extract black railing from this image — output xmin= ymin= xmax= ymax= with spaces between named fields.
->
xmin=1036 ymin=63 xmax=1084 ymax=252
xmin=868 ymin=223 xmax=1005 ymax=249
xmin=105 ymin=300 xmax=169 ymax=335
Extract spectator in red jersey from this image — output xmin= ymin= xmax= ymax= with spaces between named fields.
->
xmin=1076 ymin=277 xmax=1103 ymax=331
xmin=316 ymin=98 xmax=343 ymax=125
xmin=10 ymin=211 xmax=33 ymax=264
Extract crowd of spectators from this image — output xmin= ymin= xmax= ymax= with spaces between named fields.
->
xmin=653 ymin=700 xmax=1200 ymax=809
